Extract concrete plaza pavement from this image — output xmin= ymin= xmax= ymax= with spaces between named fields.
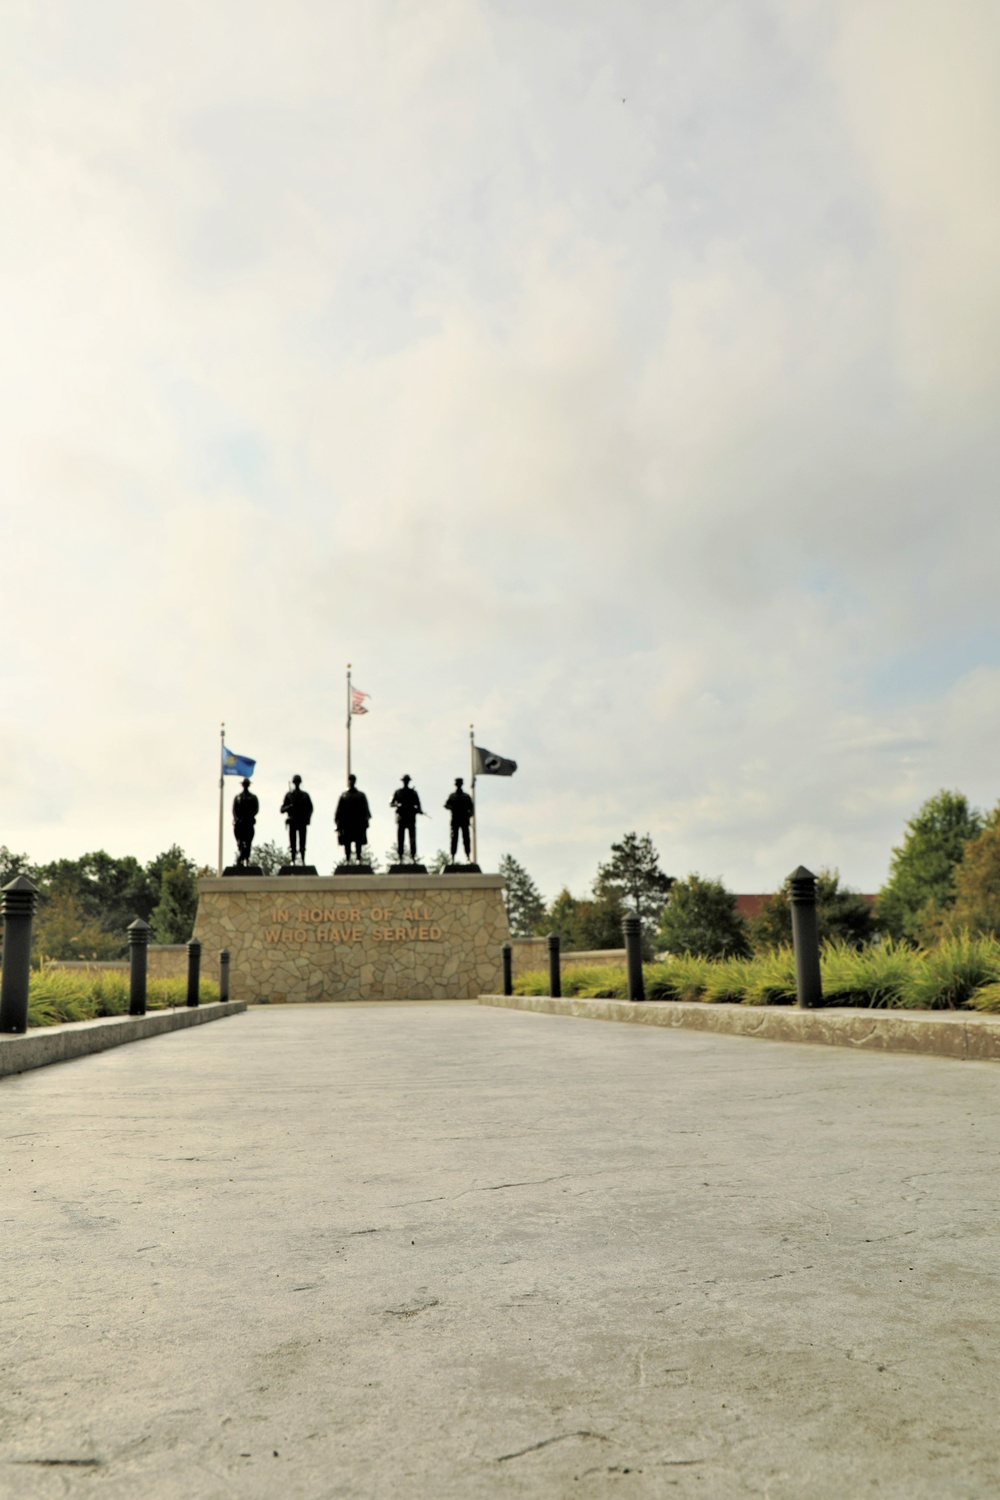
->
xmin=2 ymin=1002 xmax=1000 ymax=1499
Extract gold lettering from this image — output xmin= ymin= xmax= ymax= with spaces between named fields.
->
xmin=274 ymin=909 xmax=289 ymax=924
xmin=309 ymin=908 xmax=323 ymax=923
xmin=353 ymin=926 xmax=362 ymax=941
xmin=395 ymin=926 xmax=406 ymax=941
xmin=351 ymin=909 xmax=360 ymax=923
xmin=264 ymin=927 xmax=282 ymax=944
xmin=430 ymin=925 xmax=442 ymax=940
xmin=294 ymin=929 xmax=306 ymax=942
xmin=419 ymin=926 xmax=428 ymax=941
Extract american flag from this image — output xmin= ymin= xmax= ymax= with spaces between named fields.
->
xmin=351 ymin=687 xmax=370 ymax=715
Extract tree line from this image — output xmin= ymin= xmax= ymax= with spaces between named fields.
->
xmin=0 ymin=846 xmax=202 ymax=960
xmin=500 ymin=790 xmax=1000 ymax=957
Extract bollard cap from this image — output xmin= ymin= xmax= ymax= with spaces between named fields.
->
xmin=220 ymin=947 xmax=230 ymax=960
xmin=127 ymin=917 xmax=151 ymax=944
xmin=621 ymin=910 xmax=641 ymax=932
xmin=187 ymin=937 xmax=202 ymax=951
xmin=788 ymin=865 xmax=817 ymax=904
xmin=1 ymin=874 xmax=39 ymax=917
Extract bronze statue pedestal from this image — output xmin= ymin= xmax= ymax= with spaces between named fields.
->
xmin=279 ymin=864 xmax=318 ymax=877
xmin=389 ymin=863 xmax=428 ymax=875
xmin=444 ymin=862 xmax=481 ymax=874
xmin=335 ymin=862 xmax=373 ymax=876
xmin=223 ymin=865 xmax=262 ymax=877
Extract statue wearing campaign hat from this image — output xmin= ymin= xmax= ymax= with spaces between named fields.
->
xmin=280 ymin=775 xmax=314 ymax=865
xmin=232 ymin=777 xmax=259 ymax=868
xmin=390 ymin=775 xmax=423 ymax=862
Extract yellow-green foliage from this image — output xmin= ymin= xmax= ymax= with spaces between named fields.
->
xmin=513 ymin=935 xmax=1000 ymax=1010
xmin=26 ymin=969 xmax=220 ymax=1028
xmin=514 ymin=965 xmax=628 ymax=998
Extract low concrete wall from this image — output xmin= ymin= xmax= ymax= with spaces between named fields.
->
xmin=509 ymin=938 xmax=626 ymax=978
xmin=0 ymin=1002 xmax=246 ymax=1080
xmin=479 ymin=994 xmax=1000 ymax=1062
xmin=46 ymin=959 xmax=127 ymax=973
xmin=147 ymin=945 xmax=189 ymax=979
xmin=46 ymin=946 xmax=190 ymax=980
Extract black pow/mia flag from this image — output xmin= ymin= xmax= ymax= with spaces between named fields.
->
xmin=472 ymin=745 xmax=518 ymax=777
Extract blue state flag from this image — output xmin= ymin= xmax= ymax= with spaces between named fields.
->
xmin=222 ymin=746 xmax=256 ymax=777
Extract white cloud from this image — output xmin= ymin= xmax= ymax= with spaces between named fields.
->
xmin=2 ymin=1 xmax=1000 ymax=905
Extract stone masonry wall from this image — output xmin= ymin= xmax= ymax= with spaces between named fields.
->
xmin=193 ymin=874 xmax=509 ymax=1003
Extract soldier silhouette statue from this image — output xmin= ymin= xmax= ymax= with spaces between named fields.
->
xmin=391 ymin=775 xmax=422 ymax=860
xmin=280 ymin=775 xmax=314 ymax=866
xmin=232 ymin=777 xmax=259 ymax=868
xmin=335 ymin=774 xmax=372 ymax=868
xmin=445 ymin=777 xmax=477 ymax=868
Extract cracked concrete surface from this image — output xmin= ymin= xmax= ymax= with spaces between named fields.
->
xmin=2 ymin=1002 xmax=1000 ymax=1497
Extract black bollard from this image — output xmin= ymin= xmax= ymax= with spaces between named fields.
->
xmin=548 ymin=932 xmax=561 ymax=999
xmin=502 ymin=942 xmax=513 ymax=997
xmin=127 ymin=918 xmax=150 ymax=1016
xmin=219 ymin=948 xmax=230 ymax=1003
xmin=622 ymin=911 xmax=645 ymax=1002
xmin=186 ymin=938 xmax=202 ymax=1008
xmin=789 ymin=865 xmax=823 ymax=1009
xmin=0 ymin=876 xmax=38 ymax=1034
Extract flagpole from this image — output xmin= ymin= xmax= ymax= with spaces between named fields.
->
xmin=346 ymin=664 xmax=352 ymax=783
xmin=470 ymin=723 xmax=477 ymax=866
xmin=217 ymin=723 xmax=225 ymax=876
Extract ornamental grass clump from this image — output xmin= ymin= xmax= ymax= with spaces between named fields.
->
xmin=741 ymin=948 xmax=797 ymax=1006
xmin=701 ymin=958 xmax=753 ymax=1004
xmin=513 ymin=965 xmax=627 ymax=998
xmin=819 ymin=940 xmax=921 ymax=1008
xmin=26 ymin=969 xmax=219 ymax=1027
xmin=645 ymin=954 xmax=715 ymax=1001
xmin=898 ymin=933 xmax=1000 ymax=1010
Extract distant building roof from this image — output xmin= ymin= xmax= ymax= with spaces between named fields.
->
xmin=735 ymin=893 xmax=876 ymax=920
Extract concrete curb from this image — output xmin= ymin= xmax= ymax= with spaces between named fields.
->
xmin=478 ymin=994 xmax=1000 ymax=1062
xmin=0 ymin=1002 xmax=247 ymax=1080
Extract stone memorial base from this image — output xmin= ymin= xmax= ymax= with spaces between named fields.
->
xmin=193 ymin=873 xmax=509 ymax=1003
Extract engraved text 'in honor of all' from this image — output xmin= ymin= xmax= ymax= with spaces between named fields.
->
xmin=263 ymin=904 xmax=442 ymax=944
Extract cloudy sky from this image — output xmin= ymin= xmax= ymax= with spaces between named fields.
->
xmin=2 ymin=0 xmax=1000 ymax=899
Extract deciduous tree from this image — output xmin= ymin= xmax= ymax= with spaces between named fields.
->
xmin=751 ymin=869 xmax=878 ymax=951
xmin=658 ymin=875 xmax=750 ymax=959
xmin=877 ymin=790 xmax=982 ymax=941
